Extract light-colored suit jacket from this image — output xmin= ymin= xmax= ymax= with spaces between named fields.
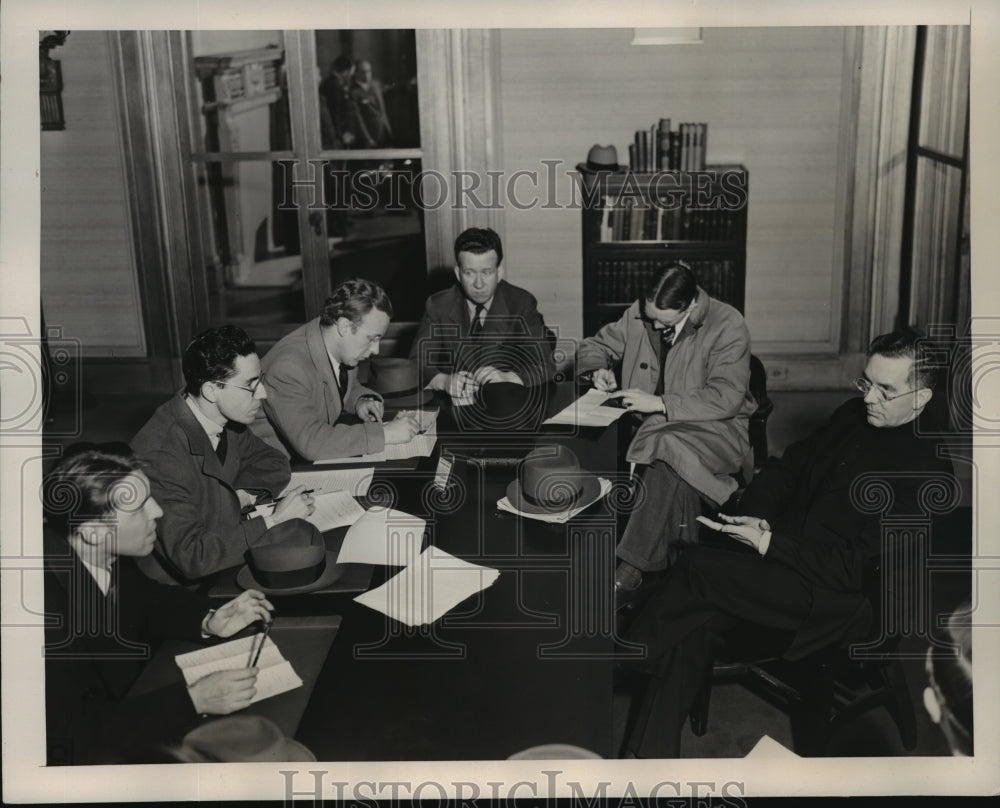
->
xmin=252 ymin=317 xmax=384 ymax=461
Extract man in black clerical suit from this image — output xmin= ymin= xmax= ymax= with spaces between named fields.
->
xmin=622 ymin=331 xmax=954 ymax=758
xmin=43 ymin=446 xmax=274 ymax=764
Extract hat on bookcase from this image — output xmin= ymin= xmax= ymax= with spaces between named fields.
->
xmin=576 ymin=144 xmax=626 ymax=174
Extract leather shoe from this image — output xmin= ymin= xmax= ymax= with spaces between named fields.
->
xmin=614 ymin=561 xmax=643 ymax=592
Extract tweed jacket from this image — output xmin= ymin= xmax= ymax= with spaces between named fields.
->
xmin=576 ymin=288 xmax=755 ymax=504
xmin=252 ymin=318 xmax=384 ymax=461
xmin=131 ymin=395 xmax=291 ymax=584
xmin=44 ymin=530 xmax=210 ymax=764
xmin=409 ymin=280 xmax=555 ymax=388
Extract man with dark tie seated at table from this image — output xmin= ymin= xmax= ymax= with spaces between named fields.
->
xmin=132 ymin=326 xmax=315 ymax=585
xmin=409 ymin=227 xmax=555 ymax=402
xmin=251 ymin=279 xmax=420 ymax=461
xmin=43 ymin=446 xmax=275 ymax=765
xmin=621 ymin=331 xmax=952 ymax=758
xmin=576 ymin=262 xmax=755 ymax=592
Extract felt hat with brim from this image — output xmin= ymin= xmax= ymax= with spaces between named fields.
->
xmin=575 ymin=144 xmax=626 ymax=174
xmin=236 ymin=519 xmax=343 ymax=595
xmin=174 ymin=716 xmax=316 ymax=762
xmin=367 ymin=357 xmax=434 ymax=408
xmin=506 ymin=444 xmax=601 ymax=514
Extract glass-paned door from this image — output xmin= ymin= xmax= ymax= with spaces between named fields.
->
xmin=178 ymin=29 xmax=428 ymax=346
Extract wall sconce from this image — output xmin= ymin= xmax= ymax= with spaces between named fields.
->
xmin=631 ymin=28 xmax=704 ymax=46
xmin=40 ymin=30 xmax=70 ymax=131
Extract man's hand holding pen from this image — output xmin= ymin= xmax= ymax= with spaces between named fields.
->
xmin=188 ymin=590 xmax=274 ymax=716
xmin=263 ymin=485 xmax=315 ymax=528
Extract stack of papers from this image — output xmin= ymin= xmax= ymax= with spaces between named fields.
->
xmin=251 ymin=490 xmax=366 ymax=533
xmin=497 ymin=477 xmax=613 ymax=524
xmin=174 ymin=635 xmax=302 ymax=705
xmin=543 ymin=389 xmax=628 ymax=427
xmin=279 ymin=467 xmax=374 ymax=498
xmin=337 ymin=507 xmax=427 ymax=566
xmin=354 ymin=546 xmax=500 ymax=627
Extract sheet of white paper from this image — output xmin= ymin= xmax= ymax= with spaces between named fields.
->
xmin=251 ymin=490 xmax=366 ymax=533
xmin=496 ymin=477 xmax=612 ymax=524
xmin=384 ymin=431 xmax=437 ymax=460
xmin=278 ymin=467 xmax=374 ymax=498
xmin=174 ymin=636 xmax=303 ymax=705
xmin=353 ymin=546 xmax=500 ymax=626
xmin=313 ymin=451 xmax=387 ymax=465
xmin=337 ymin=506 xmax=426 ymax=566
xmin=543 ymin=388 xmax=627 ymax=427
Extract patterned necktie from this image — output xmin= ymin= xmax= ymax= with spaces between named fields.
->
xmin=337 ymin=363 xmax=349 ymax=401
xmin=470 ymin=303 xmax=486 ymax=336
xmin=215 ymin=428 xmax=228 ymax=465
xmin=654 ymin=326 xmax=675 ymax=397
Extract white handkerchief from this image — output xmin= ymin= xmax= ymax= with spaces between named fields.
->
xmin=337 ymin=506 xmax=426 ymax=566
xmin=496 ymin=477 xmax=612 ymax=524
xmin=353 ymin=546 xmax=500 ymax=626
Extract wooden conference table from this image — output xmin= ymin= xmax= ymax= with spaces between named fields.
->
xmin=158 ymin=382 xmax=635 ymax=760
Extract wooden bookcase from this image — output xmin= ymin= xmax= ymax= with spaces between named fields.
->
xmin=578 ymin=166 xmax=748 ymax=335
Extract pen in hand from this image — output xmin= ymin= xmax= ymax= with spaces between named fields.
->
xmin=248 ymin=619 xmax=271 ymax=668
xmin=271 ymin=488 xmax=314 ymax=505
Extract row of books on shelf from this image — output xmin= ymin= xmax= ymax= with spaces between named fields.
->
xmin=629 ymin=119 xmax=708 ymax=172
xmin=594 ymin=259 xmax=740 ymax=308
xmin=599 ymin=199 xmax=742 ymax=243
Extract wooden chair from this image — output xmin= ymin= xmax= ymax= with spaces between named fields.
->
xmin=688 ymin=557 xmax=918 ymax=755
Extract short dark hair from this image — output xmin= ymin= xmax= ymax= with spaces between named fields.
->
xmin=868 ymin=329 xmax=939 ymax=390
xmin=182 ymin=325 xmax=256 ymax=397
xmin=332 ymin=55 xmax=352 ymax=74
xmin=644 ymin=262 xmax=698 ymax=311
xmin=454 ymin=227 xmax=503 ymax=266
xmin=43 ymin=445 xmax=141 ymax=538
xmin=320 ymin=278 xmax=393 ymax=328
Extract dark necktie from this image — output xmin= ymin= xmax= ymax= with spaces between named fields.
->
xmin=215 ymin=428 xmax=228 ymax=465
xmin=337 ymin=363 xmax=349 ymax=401
xmin=654 ymin=326 xmax=675 ymax=397
xmin=470 ymin=303 xmax=486 ymax=336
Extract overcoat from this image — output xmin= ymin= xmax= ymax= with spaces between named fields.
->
xmin=576 ymin=289 xmax=755 ymax=505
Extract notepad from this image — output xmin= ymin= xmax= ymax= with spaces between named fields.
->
xmin=174 ymin=635 xmax=302 ymax=705
xmin=337 ymin=506 xmax=426 ymax=566
xmin=543 ymin=389 xmax=628 ymax=427
xmin=354 ymin=546 xmax=500 ymax=627
xmin=252 ymin=490 xmax=366 ymax=533
xmin=278 ymin=467 xmax=374 ymax=498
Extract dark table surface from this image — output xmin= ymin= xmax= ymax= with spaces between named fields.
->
xmin=216 ymin=382 xmax=634 ymax=760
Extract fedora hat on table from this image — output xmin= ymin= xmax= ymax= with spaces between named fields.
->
xmin=236 ymin=519 xmax=343 ymax=595
xmin=173 ymin=716 xmax=316 ymax=762
xmin=367 ymin=357 xmax=434 ymax=409
xmin=506 ymin=444 xmax=601 ymax=514
xmin=575 ymin=144 xmax=626 ymax=175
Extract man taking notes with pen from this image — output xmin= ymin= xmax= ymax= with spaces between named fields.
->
xmin=43 ymin=446 xmax=275 ymax=764
xmin=251 ymin=279 xmax=420 ymax=461
xmin=132 ymin=326 xmax=316 ymax=585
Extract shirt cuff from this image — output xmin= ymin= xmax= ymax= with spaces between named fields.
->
xmin=200 ymin=609 xmax=216 ymax=638
xmin=758 ymin=530 xmax=772 ymax=556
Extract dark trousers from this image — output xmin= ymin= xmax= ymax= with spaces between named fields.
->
xmin=617 ymin=461 xmax=702 ymax=572
xmin=624 ymin=543 xmax=813 ymax=757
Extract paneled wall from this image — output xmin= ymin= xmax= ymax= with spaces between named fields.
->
xmin=499 ymin=27 xmax=848 ymax=352
xmin=40 ymin=31 xmax=145 ymax=357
